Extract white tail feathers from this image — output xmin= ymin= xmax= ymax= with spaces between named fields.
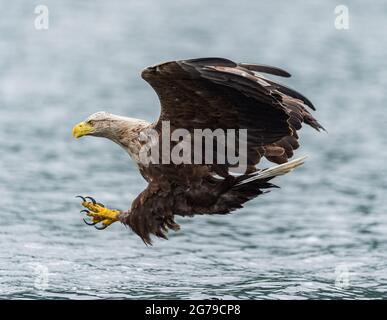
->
xmin=235 ymin=156 xmax=307 ymax=186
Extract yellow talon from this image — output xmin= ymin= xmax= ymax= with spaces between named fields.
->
xmin=82 ymin=202 xmax=119 ymax=220
xmin=77 ymin=196 xmax=120 ymax=229
xmin=100 ymin=219 xmax=115 ymax=227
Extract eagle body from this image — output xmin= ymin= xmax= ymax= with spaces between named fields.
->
xmin=72 ymin=58 xmax=324 ymax=245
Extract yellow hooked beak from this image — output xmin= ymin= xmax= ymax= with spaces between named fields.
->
xmin=72 ymin=121 xmax=94 ymax=139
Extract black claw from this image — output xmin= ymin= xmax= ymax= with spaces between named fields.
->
xmin=85 ymin=196 xmax=96 ymax=204
xmin=76 ymin=195 xmax=86 ymax=202
xmin=80 ymin=210 xmax=89 ymax=214
xmin=96 ymin=203 xmax=104 ymax=207
xmin=95 ymin=224 xmax=108 ymax=230
xmin=83 ymin=218 xmax=98 ymax=226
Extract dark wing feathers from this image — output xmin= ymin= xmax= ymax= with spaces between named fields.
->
xmin=238 ymin=63 xmax=292 ymax=78
xmin=182 ymin=57 xmax=237 ymax=67
xmin=141 ymin=57 xmax=323 ymax=167
xmin=262 ymin=94 xmax=324 ymax=164
xmin=263 ymin=78 xmax=316 ymax=110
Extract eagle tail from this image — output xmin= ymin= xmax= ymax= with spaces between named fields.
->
xmin=234 ymin=156 xmax=307 ymax=187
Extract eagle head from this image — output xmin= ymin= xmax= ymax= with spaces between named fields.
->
xmin=72 ymin=111 xmax=115 ymax=139
xmin=72 ymin=111 xmax=150 ymax=154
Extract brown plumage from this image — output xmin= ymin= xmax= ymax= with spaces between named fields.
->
xmin=73 ymin=57 xmax=324 ymax=245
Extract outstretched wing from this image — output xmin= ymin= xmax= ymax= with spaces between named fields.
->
xmin=141 ymin=57 xmax=323 ymax=169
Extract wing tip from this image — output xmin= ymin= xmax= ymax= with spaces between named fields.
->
xmin=182 ymin=57 xmax=237 ymax=68
xmin=238 ymin=63 xmax=292 ymax=78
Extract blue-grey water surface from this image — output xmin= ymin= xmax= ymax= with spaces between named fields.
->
xmin=1 ymin=0 xmax=387 ymax=299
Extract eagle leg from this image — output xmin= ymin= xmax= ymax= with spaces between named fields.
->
xmin=76 ymin=195 xmax=120 ymax=230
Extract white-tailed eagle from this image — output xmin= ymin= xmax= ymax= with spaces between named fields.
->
xmin=72 ymin=57 xmax=324 ymax=245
